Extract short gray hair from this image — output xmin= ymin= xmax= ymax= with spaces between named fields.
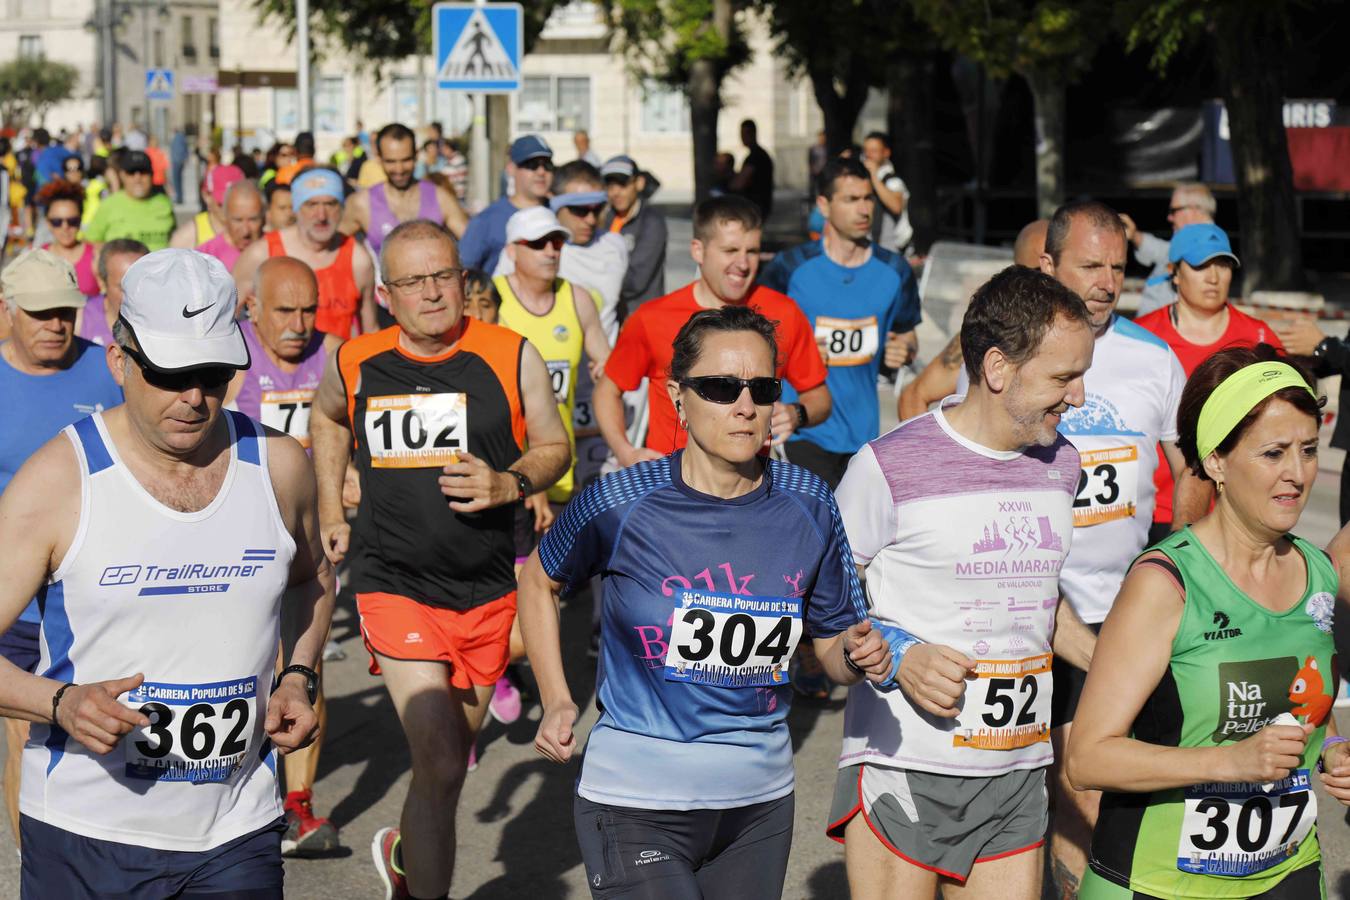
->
xmin=1173 ymin=182 xmax=1216 ymax=217
xmin=97 ymin=239 xmax=150 ymax=283
xmin=111 ymin=317 xmax=133 ymax=349
xmin=378 ymin=218 xmax=457 ymax=282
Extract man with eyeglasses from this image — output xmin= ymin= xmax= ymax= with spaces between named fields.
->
xmin=309 ymin=219 xmax=569 ymax=900
xmin=0 ymin=249 xmax=124 ymax=852
xmin=83 ymin=149 xmax=175 ymax=251
xmin=0 ymin=249 xmax=332 ymax=897
xmin=235 ymin=167 xmax=378 ymax=340
xmin=1119 ymin=181 xmax=1216 ymax=316
xmin=600 ymin=155 xmax=668 ymax=322
xmin=459 ymin=135 xmax=555 ymax=275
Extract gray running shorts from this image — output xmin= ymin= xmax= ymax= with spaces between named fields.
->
xmin=826 ymin=762 xmax=1048 ymax=881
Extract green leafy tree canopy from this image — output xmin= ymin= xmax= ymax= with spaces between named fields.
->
xmin=0 ymin=58 xmax=79 ymax=129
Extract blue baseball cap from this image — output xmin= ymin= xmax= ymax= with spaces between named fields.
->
xmin=1169 ymin=223 xmax=1240 ymax=268
xmin=509 ymin=135 xmax=553 ymax=165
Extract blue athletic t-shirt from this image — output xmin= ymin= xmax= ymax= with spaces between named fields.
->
xmin=760 ymin=241 xmax=921 ymax=454
xmin=458 ymin=195 xmax=519 ymax=275
xmin=539 ymin=452 xmax=866 ymax=810
xmin=0 ymin=338 xmax=123 ymax=623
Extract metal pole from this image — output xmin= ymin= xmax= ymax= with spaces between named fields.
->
xmin=100 ymin=0 xmax=117 ymax=125
xmin=297 ymin=0 xmax=311 ymax=132
xmin=469 ymin=0 xmax=490 ymax=206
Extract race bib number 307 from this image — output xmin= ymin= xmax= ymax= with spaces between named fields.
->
xmin=1073 ymin=446 xmax=1139 ymax=527
xmin=123 ymin=677 xmax=257 ymax=783
xmin=1177 ymin=770 xmax=1316 ymax=877
xmin=953 ymin=654 xmax=1052 ymax=750
xmin=815 ymin=316 xmax=879 ymax=367
xmin=364 ymin=393 xmax=466 ymax=469
xmin=664 ymin=590 xmax=802 ymax=688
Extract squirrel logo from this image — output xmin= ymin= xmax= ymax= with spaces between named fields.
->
xmin=1288 ymin=656 xmax=1333 ymax=726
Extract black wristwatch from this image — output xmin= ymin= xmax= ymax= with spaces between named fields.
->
xmin=1314 ymin=336 xmax=1334 ymax=359
xmin=794 ymin=403 xmax=809 ymax=429
xmin=276 ymin=664 xmax=319 ymax=704
xmin=507 ymin=469 xmax=534 ymax=502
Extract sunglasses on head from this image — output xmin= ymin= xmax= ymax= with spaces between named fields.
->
xmin=565 ymin=203 xmax=606 ymax=219
xmin=122 ymin=345 xmax=235 ymax=391
xmin=517 ymin=235 xmax=565 ymax=251
xmin=518 ymin=158 xmax=554 ymax=172
xmin=679 ymin=375 xmax=782 ymax=406
xmin=48 ymin=216 xmax=81 ymax=228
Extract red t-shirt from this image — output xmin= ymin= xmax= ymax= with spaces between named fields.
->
xmin=1135 ymin=304 xmax=1284 ymax=523
xmin=605 ymin=282 xmax=828 ymax=453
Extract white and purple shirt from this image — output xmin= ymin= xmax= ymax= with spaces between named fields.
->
xmin=231 ymin=320 xmax=327 ymax=449
xmin=836 ymin=401 xmax=1079 ymax=777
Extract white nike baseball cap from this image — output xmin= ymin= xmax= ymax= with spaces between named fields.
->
xmin=505 ymin=206 xmax=572 ymax=245
xmin=119 ymin=249 xmax=250 ymax=371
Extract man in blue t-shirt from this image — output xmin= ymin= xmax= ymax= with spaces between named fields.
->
xmin=0 ymin=248 xmax=123 ymax=845
xmin=760 ymin=155 xmax=921 ymax=488
xmin=458 ymin=135 xmax=554 ymax=274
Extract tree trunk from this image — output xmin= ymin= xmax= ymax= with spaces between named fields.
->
xmin=809 ymin=62 xmax=870 ymax=155
xmin=1212 ymin=25 xmax=1305 ymax=292
xmin=888 ymin=53 xmax=938 ymax=254
xmin=1022 ymin=68 xmax=1065 ymax=220
xmin=689 ymin=57 xmax=722 ymax=203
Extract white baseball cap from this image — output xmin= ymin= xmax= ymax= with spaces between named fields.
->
xmin=118 ymin=249 xmax=250 ymax=371
xmin=505 ymin=206 xmax=572 ymax=245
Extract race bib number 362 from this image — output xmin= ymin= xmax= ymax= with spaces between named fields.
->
xmin=953 ymin=654 xmax=1052 ymax=750
xmin=123 ymin=677 xmax=257 ymax=783
xmin=1177 ymin=770 xmax=1316 ymax=877
xmin=1073 ymin=446 xmax=1139 ymax=527
xmin=664 ymin=590 xmax=802 ymax=688
xmin=364 ymin=393 xmax=466 ymax=469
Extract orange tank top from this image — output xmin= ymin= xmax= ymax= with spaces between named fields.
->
xmin=266 ymin=231 xmax=362 ymax=339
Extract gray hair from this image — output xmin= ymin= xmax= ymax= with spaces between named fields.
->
xmin=378 ymin=218 xmax=457 ymax=283
xmin=111 ymin=317 xmax=133 ymax=349
xmin=97 ymin=239 xmax=150 ymax=283
xmin=224 ymin=179 xmax=262 ymax=207
xmin=1173 ymin=182 xmax=1217 ymax=217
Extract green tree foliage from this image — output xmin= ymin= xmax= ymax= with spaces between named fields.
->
xmin=0 ymin=58 xmax=80 ymax=129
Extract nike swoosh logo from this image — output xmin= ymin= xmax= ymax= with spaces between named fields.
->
xmin=182 ymin=306 xmax=212 ymax=318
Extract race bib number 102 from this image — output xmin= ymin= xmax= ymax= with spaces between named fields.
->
xmin=364 ymin=393 xmax=466 ymax=469
xmin=123 ymin=677 xmax=257 ymax=784
xmin=664 ymin=590 xmax=803 ymax=688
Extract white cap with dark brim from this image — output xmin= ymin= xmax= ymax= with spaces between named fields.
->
xmin=118 ymin=249 xmax=250 ymax=371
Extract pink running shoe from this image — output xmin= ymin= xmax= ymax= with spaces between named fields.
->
xmin=489 ymin=675 xmax=522 ymax=724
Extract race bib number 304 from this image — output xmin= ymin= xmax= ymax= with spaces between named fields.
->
xmin=1073 ymin=446 xmax=1139 ymax=527
xmin=364 ymin=393 xmax=466 ymax=469
xmin=953 ymin=654 xmax=1052 ymax=750
xmin=1177 ymin=770 xmax=1316 ymax=877
xmin=815 ymin=316 xmax=879 ymax=367
xmin=123 ymin=677 xmax=257 ymax=783
xmin=664 ymin=590 xmax=803 ymax=688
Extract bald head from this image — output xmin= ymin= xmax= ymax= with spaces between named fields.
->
xmin=250 ymin=257 xmax=319 ymax=360
xmin=1013 ymin=219 xmax=1049 ymax=267
xmin=224 ymin=180 xmax=265 ymax=250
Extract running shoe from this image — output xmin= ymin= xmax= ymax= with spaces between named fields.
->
xmin=281 ymin=789 xmax=339 ymax=857
xmin=371 ymin=826 xmax=409 ymax=900
xmin=322 ymin=638 xmax=346 ymax=661
xmin=489 ymin=675 xmax=522 ymax=724
xmin=467 ymin=740 xmax=479 ymax=772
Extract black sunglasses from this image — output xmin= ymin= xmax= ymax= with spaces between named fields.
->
xmin=680 ymin=375 xmax=782 ymax=406
xmin=516 ymin=235 xmax=565 ymax=251
xmin=48 ymin=216 xmax=81 ymax=228
xmin=517 ymin=158 xmax=554 ymax=172
xmin=1168 ymin=204 xmax=1199 ymax=215
xmin=123 ymin=345 xmax=235 ymax=391
xmin=565 ymin=203 xmax=606 ymax=218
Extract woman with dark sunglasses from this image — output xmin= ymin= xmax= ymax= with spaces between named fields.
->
xmin=519 ymin=305 xmax=895 ymax=900
xmin=36 ymin=179 xmax=98 ymax=298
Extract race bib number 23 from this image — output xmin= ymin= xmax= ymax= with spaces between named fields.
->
xmin=1073 ymin=446 xmax=1139 ymax=527
xmin=664 ymin=590 xmax=802 ymax=688
xmin=364 ymin=393 xmax=466 ymax=469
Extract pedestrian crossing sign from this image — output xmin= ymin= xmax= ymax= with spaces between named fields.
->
xmin=145 ymin=68 xmax=175 ymax=101
xmin=433 ymin=3 xmax=523 ymax=93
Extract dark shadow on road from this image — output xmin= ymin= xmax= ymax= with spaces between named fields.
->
xmin=309 ymin=682 xmax=410 ymax=830
xmin=788 ymin=691 xmax=847 ymax=754
xmin=806 ymin=860 xmax=848 ymax=899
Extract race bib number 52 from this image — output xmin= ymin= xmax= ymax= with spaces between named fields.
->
xmin=664 ymin=590 xmax=802 ymax=688
xmin=123 ymin=677 xmax=257 ymax=783
xmin=364 ymin=393 xmax=466 ymax=469
xmin=1177 ymin=770 xmax=1316 ymax=877
xmin=953 ymin=654 xmax=1052 ymax=750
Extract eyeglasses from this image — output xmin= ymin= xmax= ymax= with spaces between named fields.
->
xmin=385 ymin=267 xmax=464 ymax=296
xmin=564 ymin=203 xmax=606 ymax=219
xmin=47 ymin=216 xmax=81 ymax=228
xmin=1168 ymin=204 xmax=1200 ymax=215
xmin=122 ymin=345 xmax=235 ymax=391
xmin=679 ymin=375 xmax=782 ymax=406
xmin=515 ymin=235 xmax=565 ymax=252
xmin=517 ymin=158 xmax=555 ymax=172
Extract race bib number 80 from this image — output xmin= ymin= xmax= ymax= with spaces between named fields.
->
xmin=123 ymin=677 xmax=257 ymax=783
xmin=664 ymin=590 xmax=802 ymax=688
xmin=1177 ymin=770 xmax=1316 ymax=877
xmin=364 ymin=393 xmax=466 ymax=469
xmin=815 ymin=316 xmax=879 ymax=367
xmin=953 ymin=654 xmax=1052 ymax=750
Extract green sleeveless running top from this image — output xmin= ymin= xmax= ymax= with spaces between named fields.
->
xmin=1088 ymin=527 xmax=1337 ymax=899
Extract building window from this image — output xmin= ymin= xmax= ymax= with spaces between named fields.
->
xmin=208 ymin=17 xmax=219 ymax=59
xmin=18 ymin=0 xmax=50 ymax=17
xmin=17 ymin=35 xmax=43 ymax=59
xmin=274 ymin=88 xmax=298 ymax=133
xmin=640 ymin=81 xmax=689 ymax=133
xmin=431 ymin=91 xmax=473 ymax=135
xmin=392 ymin=77 xmax=419 ymax=127
xmin=181 ymin=16 xmax=196 ymax=61
xmin=153 ymin=29 xmax=164 ymax=68
xmin=314 ymin=76 xmax=344 ymax=134
xmin=516 ymin=75 xmax=591 ymax=133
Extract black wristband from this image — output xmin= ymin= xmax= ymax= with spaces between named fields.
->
xmin=794 ymin=403 xmax=809 ymax=429
xmin=508 ymin=469 xmax=534 ymax=502
xmin=843 ymin=650 xmax=864 ymax=677
xmin=276 ymin=665 xmax=319 ymax=704
xmin=51 ymin=681 xmax=76 ymax=726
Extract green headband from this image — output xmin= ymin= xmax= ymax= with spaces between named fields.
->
xmin=1196 ymin=362 xmax=1316 ymax=462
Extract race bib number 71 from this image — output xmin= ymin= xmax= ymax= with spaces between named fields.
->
xmin=664 ymin=590 xmax=802 ymax=688
xmin=364 ymin=393 xmax=466 ymax=469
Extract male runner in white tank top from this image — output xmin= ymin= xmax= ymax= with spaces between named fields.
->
xmin=0 ymin=249 xmax=335 ymax=899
